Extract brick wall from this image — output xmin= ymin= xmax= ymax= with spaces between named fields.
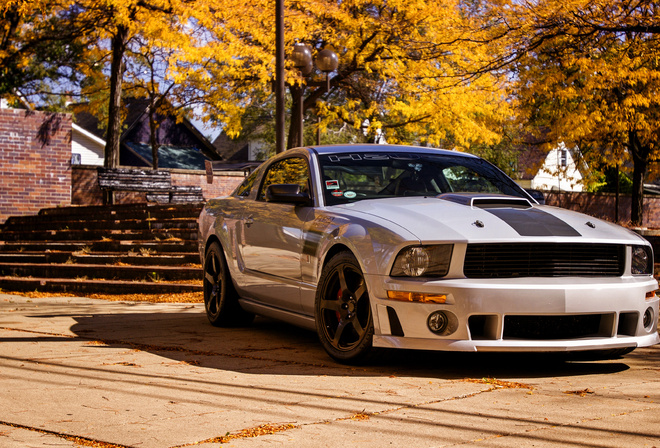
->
xmin=170 ymin=169 xmax=245 ymax=199
xmin=545 ymin=192 xmax=660 ymax=228
xmin=71 ymin=165 xmax=245 ymax=205
xmin=0 ymin=109 xmax=71 ymax=223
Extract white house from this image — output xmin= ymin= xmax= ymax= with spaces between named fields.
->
xmin=518 ymin=142 xmax=585 ymax=192
xmin=71 ymin=123 xmax=105 ymax=166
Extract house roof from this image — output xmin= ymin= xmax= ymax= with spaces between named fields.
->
xmin=71 ymin=97 xmax=222 ymax=170
xmin=124 ymin=142 xmax=212 ymax=170
xmin=212 ymin=131 xmax=250 ymax=162
xmin=516 ymin=144 xmax=547 ymax=181
xmin=73 ymin=107 xmax=105 ymax=140
xmin=72 ymin=123 xmax=105 ymax=147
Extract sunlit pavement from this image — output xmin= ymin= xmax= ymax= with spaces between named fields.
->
xmin=1 ymin=294 xmax=659 ymax=448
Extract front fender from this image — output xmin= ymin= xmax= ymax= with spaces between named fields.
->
xmin=307 ymin=212 xmax=419 ymax=283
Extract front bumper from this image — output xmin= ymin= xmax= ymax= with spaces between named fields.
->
xmin=368 ymin=274 xmax=660 ymax=352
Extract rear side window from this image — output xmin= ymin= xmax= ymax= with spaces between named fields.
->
xmin=257 ymin=157 xmax=310 ymax=201
xmin=235 ymin=170 xmax=260 ymax=197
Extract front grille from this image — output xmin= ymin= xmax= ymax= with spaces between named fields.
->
xmin=464 ymin=243 xmax=625 ymax=278
xmin=503 ymin=314 xmax=607 ymax=340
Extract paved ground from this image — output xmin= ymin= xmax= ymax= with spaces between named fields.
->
xmin=1 ymin=293 xmax=659 ymax=448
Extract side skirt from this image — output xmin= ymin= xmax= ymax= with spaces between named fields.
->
xmin=239 ymin=298 xmax=317 ymax=331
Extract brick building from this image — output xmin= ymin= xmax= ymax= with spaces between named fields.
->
xmin=0 ymin=108 xmax=72 ymax=223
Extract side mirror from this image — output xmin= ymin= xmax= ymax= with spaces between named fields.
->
xmin=265 ymin=184 xmax=311 ymax=205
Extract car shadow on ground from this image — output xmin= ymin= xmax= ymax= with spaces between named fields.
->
xmin=62 ymin=308 xmax=652 ymax=380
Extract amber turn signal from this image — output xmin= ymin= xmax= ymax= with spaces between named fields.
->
xmin=387 ymin=290 xmax=447 ymax=304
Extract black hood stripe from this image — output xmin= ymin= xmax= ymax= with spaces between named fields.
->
xmin=487 ymin=208 xmax=582 ymax=237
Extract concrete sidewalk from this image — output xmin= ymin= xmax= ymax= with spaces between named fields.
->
xmin=1 ymin=293 xmax=659 ymax=447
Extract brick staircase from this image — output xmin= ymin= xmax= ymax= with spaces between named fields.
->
xmin=0 ymin=203 xmax=203 ymax=294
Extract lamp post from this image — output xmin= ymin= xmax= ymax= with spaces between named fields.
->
xmin=287 ymin=43 xmax=339 ymax=149
xmin=275 ymin=0 xmax=285 ymax=153
xmin=274 ymin=2 xmax=338 ymax=151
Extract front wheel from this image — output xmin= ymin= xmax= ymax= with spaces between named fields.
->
xmin=203 ymin=241 xmax=254 ymax=327
xmin=315 ymin=251 xmax=374 ymax=364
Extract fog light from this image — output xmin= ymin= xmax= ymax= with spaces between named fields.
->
xmin=428 ymin=311 xmax=449 ymax=334
xmin=643 ymin=307 xmax=655 ymax=331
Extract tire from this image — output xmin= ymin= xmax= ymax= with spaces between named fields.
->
xmin=315 ymin=251 xmax=374 ymax=364
xmin=203 ymin=241 xmax=254 ymax=327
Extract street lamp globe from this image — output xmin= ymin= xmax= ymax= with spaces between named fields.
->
xmin=316 ymin=48 xmax=339 ymax=73
xmin=291 ymin=44 xmax=313 ymax=70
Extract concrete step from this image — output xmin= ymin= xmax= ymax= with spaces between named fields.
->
xmin=0 ymin=262 xmax=201 ymax=282
xmin=1 ymin=218 xmax=198 ymax=233
xmin=0 ymin=276 xmax=202 ymax=294
xmin=0 ymin=252 xmax=200 ymax=266
xmin=0 ymin=204 xmax=205 ymax=295
xmin=33 ymin=203 xmax=203 ymax=220
xmin=0 ymin=240 xmax=198 ymax=253
xmin=0 ymin=228 xmax=197 ymax=242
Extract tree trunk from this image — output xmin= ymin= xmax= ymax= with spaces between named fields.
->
xmin=104 ymin=25 xmax=128 ymax=170
xmin=630 ymin=155 xmax=646 ymax=227
xmin=287 ymin=84 xmax=304 ymax=149
xmin=149 ymin=101 xmax=159 ymax=169
xmin=628 ymin=131 xmax=649 ymax=227
xmin=102 ymin=25 xmax=129 ymax=204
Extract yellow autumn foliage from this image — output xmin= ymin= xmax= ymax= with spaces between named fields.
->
xmin=185 ymin=0 xmax=511 ymax=149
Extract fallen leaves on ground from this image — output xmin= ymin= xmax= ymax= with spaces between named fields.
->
xmin=348 ymin=412 xmax=371 ymax=421
xmin=462 ymin=377 xmax=534 ymax=390
xmin=179 ymin=423 xmax=299 ymax=446
xmin=1 ymin=421 xmax=130 ymax=448
xmin=1 ymin=290 xmax=204 ymax=303
xmin=564 ymin=388 xmax=595 ymax=397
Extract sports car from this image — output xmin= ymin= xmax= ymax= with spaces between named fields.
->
xmin=198 ymin=144 xmax=659 ymax=363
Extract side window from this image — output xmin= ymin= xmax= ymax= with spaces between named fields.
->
xmin=235 ymin=169 xmax=259 ymax=197
xmin=258 ymin=157 xmax=310 ymax=201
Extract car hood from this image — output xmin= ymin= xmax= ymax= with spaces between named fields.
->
xmin=331 ymin=194 xmax=647 ymax=245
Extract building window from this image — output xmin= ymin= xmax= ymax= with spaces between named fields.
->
xmin=559 ymin=148 xmax=568 ymax=167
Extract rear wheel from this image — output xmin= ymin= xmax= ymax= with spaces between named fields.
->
xmin=315 ymin=251 xmax=374 ymax=364
xmin=203 ymin=241 xmax=254 ymax=327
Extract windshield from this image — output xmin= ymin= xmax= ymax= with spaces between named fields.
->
xmin=318 ymin=152 xmax=527 ymax=205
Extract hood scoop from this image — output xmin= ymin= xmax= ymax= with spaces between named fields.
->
xmin=437 ymin=193 xmax=533 ymax=209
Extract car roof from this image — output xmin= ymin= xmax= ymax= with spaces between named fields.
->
xmin=305 ymin=144 xmax=478 ymax=158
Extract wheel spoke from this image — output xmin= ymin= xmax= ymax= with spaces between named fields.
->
xmin=354 ymin=282 xmax=367 ymax=301
xmin=332 ymin=319 xmax=348 ymax=346
xmin=211 ymin=254 xmax=219 ymax=276
xmin=204 ymin=270 xmax=216 ymax=284
xmin=337 ymin=266 xmax=349 ymax=293
xmin=320 ymin=299 xmax=342 ymax=312
xmin=349 ymin=315 xmax=365 ymax=338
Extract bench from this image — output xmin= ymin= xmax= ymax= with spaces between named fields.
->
xmin=97 ymin=168 xmax=204 ymax=204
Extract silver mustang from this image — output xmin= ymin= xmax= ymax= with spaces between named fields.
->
xmin=198 ymin=144 xmax=659 ymax=363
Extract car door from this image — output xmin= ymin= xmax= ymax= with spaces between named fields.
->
xmin=238 ymin=156 xmax=314 ymax=311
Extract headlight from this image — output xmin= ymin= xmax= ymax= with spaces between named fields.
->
xmin=391 ymin=245 xmax=453 ymax=278
xmin=631 ymin=246 xmax=653 ymax=275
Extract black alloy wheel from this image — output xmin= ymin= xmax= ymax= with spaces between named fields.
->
xmin=315 ymin=251 xmax=374 ymax=363
xmin=203 ymin=241 xmax=253 ymax=327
